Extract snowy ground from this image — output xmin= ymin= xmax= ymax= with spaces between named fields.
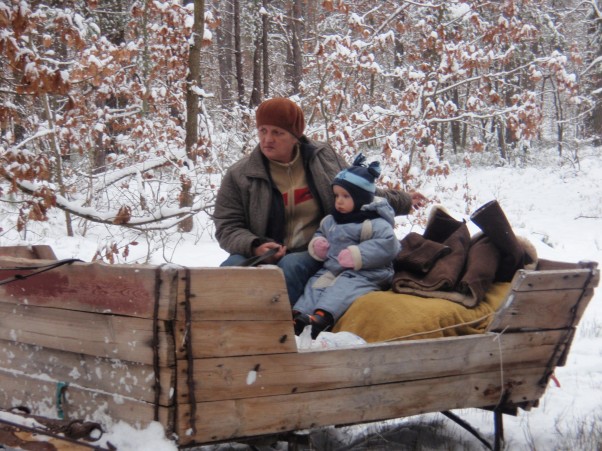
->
xmin=1 ymin=146 xmax=601 ymax=450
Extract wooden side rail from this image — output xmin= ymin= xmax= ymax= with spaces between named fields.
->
xmin=0 ymin=256 xmax=182 ymax=430
xmin=487 ymin=263 xmax=599 ymax=332
xmin=0 ymin=245 xmax=57 ymax=260
xmin=0 ymin=249 xmax=598 ymax=449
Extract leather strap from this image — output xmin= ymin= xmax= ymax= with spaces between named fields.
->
xmin=238 ymin=247 xmax=279 ymax=267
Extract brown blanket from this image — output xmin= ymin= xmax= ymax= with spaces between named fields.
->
xmin=332 ymin=282 xmax=511 ymax=342
xmin=392 ymin=203 xmax=537 ymax=307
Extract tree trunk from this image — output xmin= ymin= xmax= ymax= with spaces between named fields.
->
xmin=585 ymin=2 xmax=602 ymax=145
xmin=142 ymin=0 xmax=150 ymax=115
xmin=43 ymin=94 xmax=74 ymax=237
xmin=216 ymin=0 xmax=233 ymax=107
xmin=249 ymin=27 xmax=263 ymax=108
xmin=86 ymin=0 xmax=129 ymax=172
xmin=262 ymin=0 xmax=270 ymax=99
xmin=181 ymin=0 xmax=205 ymax=232
xmin=234 ymin=0 xmax=245 ymax=104
xmin=286 ymin=0 xmax=303 ymax=95
xmin=185 ymin=0 xmax=204 ymax=159
xmin=461 ymin=81 xmax=471 ymax=151
xmin=497 ymin=117 xmax=507 ymax=160
xmin=451 ymin=88 xmax=461 ymax=153
xmin=393 ymin=35 xmax=405 ymax=91
xmin=551 ymin=78 xmax=564 ymax=157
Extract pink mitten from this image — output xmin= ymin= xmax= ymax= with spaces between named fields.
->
xmin=312 ymin=237 xmax=330 ymax=260
xmin=337 ymin=248 xmax=355 ymax=268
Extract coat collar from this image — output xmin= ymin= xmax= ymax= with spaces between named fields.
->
xmin=236 ymin=145 xmax=268 ymax=180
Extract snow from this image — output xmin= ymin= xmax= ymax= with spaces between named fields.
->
xmin=349 ymin=13 xmax=364 ymax=27
xmin=0 ymin=147 xmax=601 ymax=449
xmin=246 ymin=370 xmax=257 ymax=385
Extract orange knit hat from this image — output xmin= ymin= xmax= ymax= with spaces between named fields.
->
xmin=255 ymin=98 xmax=305 ymax=138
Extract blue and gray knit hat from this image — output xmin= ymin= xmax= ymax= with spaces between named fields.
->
xmin=332 ymin=153 xmax=381 ymax=210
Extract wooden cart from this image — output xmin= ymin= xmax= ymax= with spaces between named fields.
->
xmin=0 ymin=245 xmax=598 ymax=449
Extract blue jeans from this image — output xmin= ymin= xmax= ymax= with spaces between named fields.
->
xmin=220 ymin=251 xmax=322 ymax=307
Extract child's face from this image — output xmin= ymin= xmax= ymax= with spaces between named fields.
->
xmin=333 ymin=185 xmax=354 ymax=214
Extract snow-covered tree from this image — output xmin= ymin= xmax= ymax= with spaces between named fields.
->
xmin=0 ymin=0 xmax=593 ymax=261
xmin=0 ymin=1 xmax=217 ymax=260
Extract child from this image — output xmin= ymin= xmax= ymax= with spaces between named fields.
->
xmin=293 ymin=154 xmax=401 ymax=338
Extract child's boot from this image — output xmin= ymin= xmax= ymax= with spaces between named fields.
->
xmin=310 ymin=309 xmax=334 ymax=339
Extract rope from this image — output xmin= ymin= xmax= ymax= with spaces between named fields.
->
xmin=382 ymin=310 xmax=512 ymax=413
xmin=492 ymin=326 xmax=508 ymax=409
xmin=237 ymin=247 xmax=278 ymax=267
xmin=382 ymin=311 xmax=495 ymax=342
xmin=0 ymin=258 xmax=82 ymax=285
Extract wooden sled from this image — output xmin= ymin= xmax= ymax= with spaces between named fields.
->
xmin=0 ymin=245 xmax=598 ymax=450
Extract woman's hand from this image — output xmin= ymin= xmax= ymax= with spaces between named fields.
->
xmin=254 ymin=242 xmax=286 ymax=264
xmin=410 ymin=191 xmax=428 ymax=210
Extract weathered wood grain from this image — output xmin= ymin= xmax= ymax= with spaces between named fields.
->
xmin=488 ymin=269 xmax=599 ymax=331
xmin=177 ymin=330 xmax=566 ymax=402
xmin=0 ymin=369 xmax=172 ymax=432
xmin=176 ymin=367 xmax=548 ymax=445
xmin=174 ymin=319 xmax=297 ymax=359
xmin=0 ymin=302 xmax=174 ymax=366
xmin=0 ymin=339 xmax=175 ymax=406
xmin=179 ymin=267 xmax=291 ymax=321
xmin=511 ymin=267 xmax=594 ymax=291
xmin=0 ymin=245 xmax=57 ymax=260
xmin=0 ymin=246 xmax=597 ymax=449
xmin=0 ymin=257 xmax=179 ymax=320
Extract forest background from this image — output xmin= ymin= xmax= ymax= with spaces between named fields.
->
xmin=1 ymin=0 xmax=601 ymax=262
xmin=1 ymin=1 xmax=601 ymax=449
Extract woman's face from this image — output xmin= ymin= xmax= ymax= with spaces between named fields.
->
xmin=333 ymin=185 xmax=354 ymax=214
xmin=257 ymin=125 xmax=298 ymax=163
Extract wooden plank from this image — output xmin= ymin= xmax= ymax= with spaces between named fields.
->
xmin=535 ymin=259 xmax=596 ymax=271
xmin=180 ymin=267 xmax=291 ymax=321
xmin=177 ymin=330 xmax=567 ymax=403
xmin=176 ymin=367 xmax=548 ymax=445
xmin=490 ymin=267 xmax=598 ymax=332
xmin=0 ymin=257 xmax=179 ymax=320
xmin=574 ymin=267 xmax=600 ymax=324
xmin=572 ymin=287 xmax=597 ymax=329
xmin=511 ymin=268 xmax=593 ymax=291
xmin=0 ymin=369 xmax=172 ymax=433
xmin=0 ymin=245 xmax=57 ymax=260
xmin=489 ymin=288 xmax=589 ymax=331
xmin=0 ymin=339 xmax=175 ymax=406
xmin=175 ymin=320 xmax=297 ymax=359
xmin=0 ymin=303 xmax=174 ymax=366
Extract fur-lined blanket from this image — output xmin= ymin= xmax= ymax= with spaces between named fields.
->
xmin=392 ymin=202 xmax=537 ymax=307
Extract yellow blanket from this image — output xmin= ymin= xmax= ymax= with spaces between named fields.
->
xmin=332 ymin=282 xmax=511 ymax=342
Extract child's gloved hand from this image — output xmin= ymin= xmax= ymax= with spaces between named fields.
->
xmin=337 ymin=248 xmax=355 ymax=268
xmin=312 ymin=237 xmax=330 ymax=260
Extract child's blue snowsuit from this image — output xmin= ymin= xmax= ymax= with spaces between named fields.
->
xmin=293 ymin=197 xmax=401 ymax=320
